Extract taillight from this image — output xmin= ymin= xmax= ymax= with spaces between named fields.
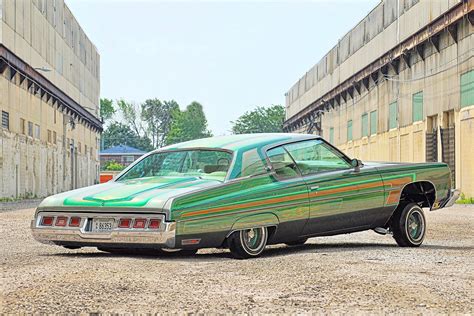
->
xmin=133 ymin=218 xmax=146 ymax=229
xmin=69 ymin=217 xmax=81 ymax=227
xmin=148 ymin=219 xmax=161 ymax=229
xmin=118 ymin=218 xmax=131 ymax=228
xmin=41 ymin=216 xmax=54 ymax=226
xmin=55 ymin=216 xmax=68 ymax=227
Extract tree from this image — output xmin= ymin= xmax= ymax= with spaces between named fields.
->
xmin=116 ymin=99 xmax=144 ymax=137
xmin=231 ymin=105 xmax=285 ymax=134
xmin=141 ymin=99 xmax=179 ymax=148
xmin=99 ymin=98 xmax=116 ymax=122
xmin=166 ymin=101 xmax=212 ymax=145
xmin=102 ymin=122 xmax=153 ymax=152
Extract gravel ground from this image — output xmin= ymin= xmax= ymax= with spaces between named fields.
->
xmin=1 ymin=205 xmax=473 ymax=314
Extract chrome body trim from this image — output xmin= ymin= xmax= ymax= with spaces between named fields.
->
xmin=31 ymin=211 xmax=176 ymax=248
xmin=439 ymin=189 xmax=460 ymax=209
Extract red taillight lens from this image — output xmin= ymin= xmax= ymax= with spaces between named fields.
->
xmin=41 ymin=216 xmax=54 ymax=226
xmin=133 ymin=218 xmax=146 ymax=229
xmin=55 ymin=216 xmax=68 ymax=226
xmin=148 ymin=219 xmax=161 ymax=229
xmin=118 ymin=218 xmax=131 ymax=228
xmin=69 ymin=217 xmax=81 ymax=227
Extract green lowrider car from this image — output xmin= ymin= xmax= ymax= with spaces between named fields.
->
xmin=31 ymin=134 xmax=459 ymax=259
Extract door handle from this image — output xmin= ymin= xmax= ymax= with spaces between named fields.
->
xmin=310 ymin=185 xmax=319 ymax=191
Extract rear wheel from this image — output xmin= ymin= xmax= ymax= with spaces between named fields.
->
xmin=391 ymin=203 xmax=426 ymax=247
xmin=228 ymin=227 xmax=268 ymax=259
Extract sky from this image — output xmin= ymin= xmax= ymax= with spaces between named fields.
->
xmin=66 ymin=0 xmax=380 ymax=135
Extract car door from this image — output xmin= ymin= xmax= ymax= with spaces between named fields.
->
xmin=281 ymin=139 xmax=385 ymax=236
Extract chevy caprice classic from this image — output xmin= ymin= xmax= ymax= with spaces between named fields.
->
xmin=32 ymin=134 xmax=459 ymax=259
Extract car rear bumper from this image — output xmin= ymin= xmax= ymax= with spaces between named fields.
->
xmin=31 ymin=212 xmax=176 ymax=248
xmin=439 ymin=189 xmax=460 ymax=209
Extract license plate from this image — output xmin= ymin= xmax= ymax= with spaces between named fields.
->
xmin=92 ymin=218 xmax=114 ymax=232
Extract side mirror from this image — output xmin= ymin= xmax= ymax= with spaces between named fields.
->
xmin=351 ymin=158 xmax=363 ymax=169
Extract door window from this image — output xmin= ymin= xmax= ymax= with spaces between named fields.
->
xmin=267 ymin=146 xmax=300 ymax=179
xmin=283 ymin=139 xmax=351 ymax=175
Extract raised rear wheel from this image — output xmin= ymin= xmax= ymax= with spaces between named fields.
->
xmin=228 ymin=227 xmax=268 ymax=259
xmin=391 ymin=203 xmax=426 ymax=247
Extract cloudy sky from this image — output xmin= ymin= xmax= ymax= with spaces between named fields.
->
xmin=66 ymin=0 xmax=379 ymax=135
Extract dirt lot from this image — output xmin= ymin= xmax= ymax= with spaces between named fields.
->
xmin=1 ymin=205 xmax=473 ymax=314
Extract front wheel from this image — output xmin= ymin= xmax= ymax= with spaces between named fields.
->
xmin=228 ymin=227 xmax=268 ymax=259
xmin=391 ymin=203 xmax=426 ymax=247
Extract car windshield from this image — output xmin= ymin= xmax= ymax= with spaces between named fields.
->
xmin=117 ymin=149 xmax=233 ymax=182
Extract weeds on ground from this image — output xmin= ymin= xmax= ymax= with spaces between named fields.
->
xmin=456 ymin=193 xmax=474 ymax=204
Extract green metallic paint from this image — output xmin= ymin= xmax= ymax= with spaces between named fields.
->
xmin=36 ymin=134 xmax=453 ymax=249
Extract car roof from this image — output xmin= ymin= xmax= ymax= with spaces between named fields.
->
xmin=159 ymin=133 xmax=320 ymax=152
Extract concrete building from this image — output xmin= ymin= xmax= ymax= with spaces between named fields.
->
xmin=284 ymin=0 xmax=474 ymax=199
xmin=0 ymin=0 xmax=102 ymax=198
xmin=100 ymin=145 xmax=146 ymax=168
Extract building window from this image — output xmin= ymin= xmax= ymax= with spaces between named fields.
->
xmin=361 ymin=113 xmax=368 ymax=137
xmin=53 ymin=131 xmax=57 ymax=144
xmin=124 ymin=156 xmax=135 ymax=163
xmin=347 ymin=120 xmax=353 ymax=141
xmin=412 ymin=91 xmax=423 ymax=122
xmin=20 ymin=118 xmax=26 ymax=134
xmin=47 ymin=130 xmax=52 ymax=143
xmin=461 ymin=70 xmax=474 ymax=108
xmin=35 ymin=124 xmax=40 ymax=139
xmin=389 ymin=101 xmax=398 ymax=130
xmin=78 ymin=142 xmax=82 ymax=153
xmin=1 ymin=111 xmax=9 ymax=130
xmin=28 ymin=122 xmax=33 ymax=137
xmin=85 ymin=144 xmax=88 ymax=156
xmin=370 ymin=110 xmax=377 ymax=135
xmin=54 ymin=109 xmax=57 ymax=124
xmin=329 ymin=127 xmax=334 ymax=144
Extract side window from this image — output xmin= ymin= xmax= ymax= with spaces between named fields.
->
xmin=283 ymin=139 xmax=351 ymax=175
xmin=267 ymin=146 xmax=299 ymax=179
xmin=234 ymin=148 xmax=266 ymax=178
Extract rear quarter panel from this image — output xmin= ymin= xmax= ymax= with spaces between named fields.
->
xmin=376 ymin=162 xmax=451 ymax=210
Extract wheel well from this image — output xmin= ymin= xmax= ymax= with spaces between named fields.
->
xmin=399 ymin=181 xmax=436 ymax=209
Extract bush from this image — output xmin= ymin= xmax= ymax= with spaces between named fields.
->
xmin=103 ymin=160 xmax=125 ymax=171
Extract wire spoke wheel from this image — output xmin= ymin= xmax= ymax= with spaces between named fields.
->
xmin=391 ymin=203 xmax=426 ymax=247
xmin=229 ymin=226 xmax=268 ymax=259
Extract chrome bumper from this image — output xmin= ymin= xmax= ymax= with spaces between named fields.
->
xmin=31 ymin=212 xmax=176 ymax=248
xmin=439 ymin=189 xmax=460 ymax=209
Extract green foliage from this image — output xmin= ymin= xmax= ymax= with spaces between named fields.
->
xmin=231 ymin=105 xmax=285 ymax=134
xmin=141 ymin=99 xmax=179 ymax=148
xmin=102 ymin=122 xmax=153 ymax=152
xmin=101 ymin=97 xmax=213 ymax=149
xmin=456 ymin=192 xmax=474 ymax=204
xmin=99 ymin=98 xmax=116 ymax=121
xmin=103 ymin=160 xmax=126 ymax=171
xmin=166 ymin=101 xmax=212 ymax=145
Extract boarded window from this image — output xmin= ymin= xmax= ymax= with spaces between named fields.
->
xmin=389 ymin=102 xmax=398 ymax=129
xmin=370 ymin=110 xmax=377 ymax=135
xmin=347 ymin=120 xmax=353 ymax=141
xmin=329 ymin=127 xmax=334 ymax=144
xmin=35 ymin=124 xmax=40 ymax=139
xmin=461 ymin=70 xmax=474 ymax=108
xmin=412 ymin=92 xmax=423 ymax=122
xmin=28 ymin=122 xmax=33 ymax=137
xmin=20 ymin=118 xmax=26 ymax=134
xmin=361 ymin=113 xmax=368 ymax=137
xmin=1 ymin=111 xmax=9 ymax=130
